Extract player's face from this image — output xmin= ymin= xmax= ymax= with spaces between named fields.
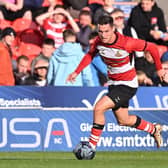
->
xmin=141 ymin=0 xmax=154 ymax=12
xmin=98 ymin=23 xmax=115 ymax=44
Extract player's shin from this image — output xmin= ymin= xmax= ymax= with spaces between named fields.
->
xmin=89 ymin=123 xmax=104 ymax=150
xmin=132 ymin=116 xmax=155 ymax=134
xmin=132 ymin=116 xmax=163 ymax=148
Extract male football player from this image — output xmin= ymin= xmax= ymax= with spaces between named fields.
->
xmin=66 ymin=15 xmax=165 ymax=153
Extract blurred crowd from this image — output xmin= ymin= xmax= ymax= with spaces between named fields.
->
xmin=0 ymin=0 xmax=168 ymax=87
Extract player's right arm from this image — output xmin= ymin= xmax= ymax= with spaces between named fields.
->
xmin=66 ymin=53 xmax=93 ymax=84
xmin=66 ymin=37 xmax=99 ymax=84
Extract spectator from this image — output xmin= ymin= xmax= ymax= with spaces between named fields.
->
xmin=128 ymin=0 xmax=168 ymax=45
xmin=24 ymin=58 xmax=49 ymax=86
xmin=63 ymin=0 xmax=88 ymax=18
xmin=0 ymin=27 xmax=16 ymax=85
xmin=34 ymin=0 xmax=63 ymax=18
xmin=35 ymin=5 xmax=80 ymax=48
xmin=31 ymin=38 xmax=55 ymax=74
xmin=110 ymin=8 xmax=126 ymax=34
xmin=23 ymin=0 xmax=44 ymax=20
xmin=88 ymin=0 xmax=104 ymax=14
xmin=153 ymin=52 xmax=168 ymax=86
xmin=63 ymin=0 xmax=87 ymax=10
xmin=110 ymin=8 xmax=145 ymax=72
xmin=76 ymin=9 xmax=93 ymax=52
xmin=93 ymin=0 xmax=114 ymax=24
xmin=13 ymin=55 xmax=30 ymax=85
xmin=88 ymin=31 xmax=107 ymax=86
xmin=24 ymin=0 xmax=43 ymax=9
xmin=47 ymin=29 xmax=93 ymax=86
xmin=0 ymin=0 xmax=32 ymax=21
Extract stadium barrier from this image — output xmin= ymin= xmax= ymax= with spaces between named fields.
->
xmin=0 ymin=86 xmax=168 ymax=151
xmin=0 ymin=108 xmax=167 ymax=151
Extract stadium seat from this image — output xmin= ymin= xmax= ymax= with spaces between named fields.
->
xmin=42 ymin=0 xmax=63 ymax=6
xmin=12 ymin=18 xmax=32 ymax=33
xmin=12 ymin=18 xmax=39 ymax=34
xmin=18 ymin=28 xmax=44 ymax=46
xmin=12 ymin=42 xmax=41 ymax=63
xmin=0 ymin=19 xmax=12 ymax=30
xmin=19 ymin=42 xmax=41 ymax=55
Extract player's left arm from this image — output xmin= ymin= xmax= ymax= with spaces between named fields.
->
xmin=126 ymin=37 xmax=165 ymax=81
xmin=145 ymin=42 xmax=166 ymax=81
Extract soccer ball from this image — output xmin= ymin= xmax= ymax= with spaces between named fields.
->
xmin=73 ymin=141 xmax=96 ymax=160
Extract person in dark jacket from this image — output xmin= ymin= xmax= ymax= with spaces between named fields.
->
xmin=76 ymin=9 xmax=93 ymax=52
xmin=13 ymin=55 xmax=31 ymax=85
xmin=63 ymin=0 xmax=88 ymax=10
xmin=92 ymin=0 xmax=114 ymax=25
xmin=128 ymin=0 xmax=167 ymax=46
xmin=63 ymin=0 xmax=88 ymax=18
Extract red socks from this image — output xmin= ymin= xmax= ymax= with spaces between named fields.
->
xmin=136 ymin=119 xmax=155 ymax=134
xmin=134 ymin=116 xmax=155 ymax=134
xmin=89 ymin=117 xmax=155 ymax=149
xmin=89 ymin=123 xmax=104 ymax=149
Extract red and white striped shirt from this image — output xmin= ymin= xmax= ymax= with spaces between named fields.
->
xmin=75 ymin=32 xmax=162 ymax=88
xmin=43 ymin=18 xmax=69 ymax=49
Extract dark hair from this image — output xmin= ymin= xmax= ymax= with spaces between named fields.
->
xmin=1 ymin=27 xmax=16 ymax=39
xmin=54 ymin=5 xmax=64 ymax=10
xmin=63 ymin=29 xmax=76 ymax=41
xmin=79 ymin=10 xmax=92 ymax=18
xmin=110 ymin=8 xmax=124 ymax=15
xmin=97 ymin=15 xmax=114 ymax=27
xmin=43 ymin=38 xmax=55 ymax=47
xmin=16 ymin=55 xmax=29 ymax=63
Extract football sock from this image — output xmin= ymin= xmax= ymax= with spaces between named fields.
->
xmin=133 ymin=116 xmax=155 ymax=134
xmin=89 ymin=123 xmax=104 ymax=150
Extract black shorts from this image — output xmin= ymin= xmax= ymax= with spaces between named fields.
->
xmin=106 ymin=85 xmax=137 ymax=111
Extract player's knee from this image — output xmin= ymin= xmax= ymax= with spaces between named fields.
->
xmin=117 ymin=119 xmax=130 ymax=126
xmin=93 ymin=106 xmax=105 ymax=115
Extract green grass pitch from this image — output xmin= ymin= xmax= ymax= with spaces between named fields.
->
xmin=0 ymin=151 xmax=167 ymax=168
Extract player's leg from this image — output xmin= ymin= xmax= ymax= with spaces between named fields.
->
xmin=89 ymin=95 xmax=115 ymax=149
xmin=88 ymin=85 xmax=134 ymax=149
xmin=113 ymin=107 xmax=163 ymax=148
xmin=113 ymin=107 xmax=155 ymax=130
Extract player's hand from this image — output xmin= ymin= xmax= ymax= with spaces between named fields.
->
xmin=66 ymin=72 xmax=78 ymax=84
xmin=156 ymin=69 xmax=166 ymax=82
